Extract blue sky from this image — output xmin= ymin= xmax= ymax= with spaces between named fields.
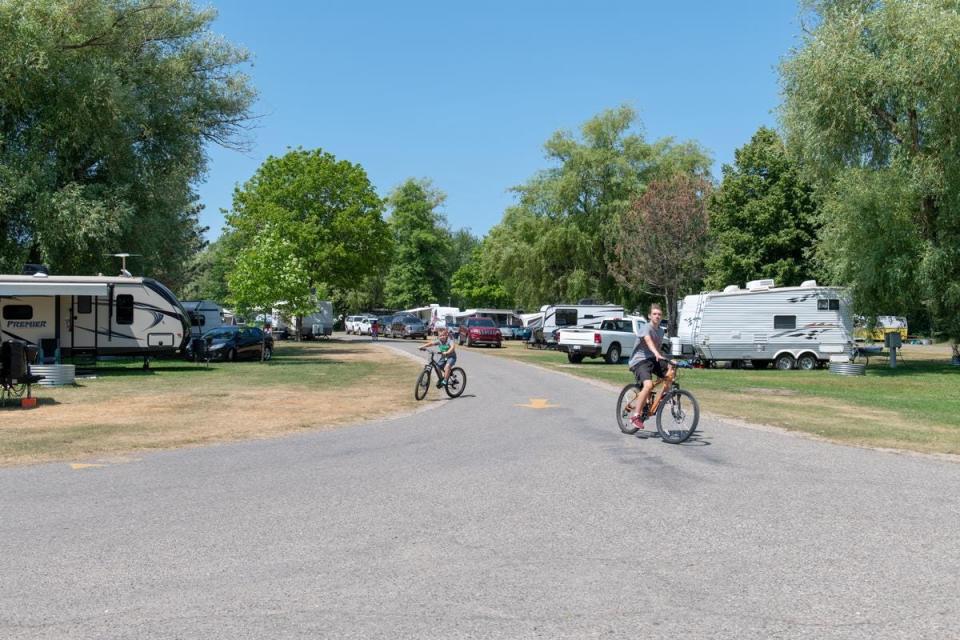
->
xmin=199 ymin=1 xmax=804 ymax=240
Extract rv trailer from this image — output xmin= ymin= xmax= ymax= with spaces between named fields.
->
xmin=676 ymin=279 xmax=854 ymax=370
xmin=182 ymin=300 xmax=224 ymax=337
xmin=272 ymin=300 xmax=334 ymax=339
xmin=538 ymin=303 xmax=625 ymax=344
xmin=0 ymin=272 xmax=191 ymax=360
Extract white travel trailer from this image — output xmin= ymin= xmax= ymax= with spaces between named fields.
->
xmin=272 ymin=300 xmax=334 ymax=339
xmin=538 ymin=303 xmax=625 ymax=344
xmin=182 ymin=300 xmax=224 ymax=337
xmin=0 ymin=272 xmax=191 ymax=360
xmin=676 ymin=279 xmax=855 ymax=370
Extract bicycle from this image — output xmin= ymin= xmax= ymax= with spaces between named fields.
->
xmin=616 ymin=359 xmax=700 ymax=444
xmin=414 ymin=349 xmax=467 ymax=400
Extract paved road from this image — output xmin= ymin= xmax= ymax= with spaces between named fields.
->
xmin=2 ymin=336 xmax=959 ymax=639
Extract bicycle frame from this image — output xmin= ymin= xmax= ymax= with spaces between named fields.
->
xmin=629 ymin=360 xmax=684 ymax=416
xmin=422 ymin=351 xmax=450 ymax=380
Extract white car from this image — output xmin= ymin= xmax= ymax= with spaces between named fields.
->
xmin=357 ymin=315 xmax=378 ymax=335
xmin=345 ymin=315 xmax=364 ymax=334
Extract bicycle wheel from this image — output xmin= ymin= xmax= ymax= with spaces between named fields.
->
xmin=444 ymin=367 xmax=467 ymax=398
xmin=414 ymin=369 xmax=431 ymax=400
xmin=616 ymin=384 xmax=642 ymax=434
xmin=655 ymin=389 xmax=699 ymax=444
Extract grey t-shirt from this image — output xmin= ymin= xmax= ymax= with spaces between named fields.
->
xmin=628 ymin=322 xmax=665 ymax=367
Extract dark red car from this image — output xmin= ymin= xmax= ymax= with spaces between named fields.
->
xmin=458 ymin=317 xmax=502 ymax=348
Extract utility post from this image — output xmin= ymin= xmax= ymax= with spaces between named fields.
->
xmin=885 ymin=332 xmax=901 ymax=368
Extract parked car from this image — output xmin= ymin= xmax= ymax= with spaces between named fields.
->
xmin=390 ymin=315 xmax=427 ymax=339
xmin=345 ymin=315 xmax=364 ymax=335
xmin=458 ymin=317 xmax=502 ymax=347
xmin=378 ymin=315 xmax=395 ymax=337
xmin=357 ymin=315 xmax=379 ymax=335
xmin=558 ymin=317 xmax=646 ymax=364
xmin=190 ymin=325 xmax=274 ymax=361
xmin=514 ymin=326 xmax=532 ymax=342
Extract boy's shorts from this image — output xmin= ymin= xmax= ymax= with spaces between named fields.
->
xmin=439 ymin=354 xmax=457 ymax=368
xmin=630 ymin=357 xmax=666 ymax=382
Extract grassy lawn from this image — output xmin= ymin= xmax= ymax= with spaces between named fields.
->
xmin=0 ymin=340 xmax=421 ymax=466
xmin=484 ymin=340 xmax=960 ymax=455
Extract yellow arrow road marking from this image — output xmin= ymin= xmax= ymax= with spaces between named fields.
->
xmin=516 ymin=398 xmax=558 ymax=409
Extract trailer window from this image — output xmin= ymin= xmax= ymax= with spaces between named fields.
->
xmin=818 ymin=299 xmax=841 ymax=311
xmin=2 ymin=305 xmax=32 ymax=320
xmin=77 ymin=296 xmax=92 ymax=314
xmin=116 ymin=295 xmax=134 ymax=325
xmin=774 ymin=315 xmax=796 ymax=330
xmin=555 ymin=309 xmax=578 ymax=327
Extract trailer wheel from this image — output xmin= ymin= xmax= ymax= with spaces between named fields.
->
xmin=774 ymin=354 xmax=795 ymax=370
xmin=797 ymin=353 xmax=819 ymax=370
xmin=605 ymin=343 xmax=621 ymax=364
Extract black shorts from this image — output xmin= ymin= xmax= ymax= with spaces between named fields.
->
xmin=631 ymin=357 xmax=666 ymax=383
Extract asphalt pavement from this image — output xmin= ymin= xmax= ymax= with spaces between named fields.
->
xmin=1 ymin=335 xmax=958 ymax=639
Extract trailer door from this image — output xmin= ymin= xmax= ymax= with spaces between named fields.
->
xmin=62 ymin=295 xmax=99 ymax=350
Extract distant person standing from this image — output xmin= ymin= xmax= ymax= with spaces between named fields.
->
xmin=370 ymin=319 xmax=379 ymax=341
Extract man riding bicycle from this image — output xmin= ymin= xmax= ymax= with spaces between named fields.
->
xmin=419 ymin=328 xmax=457 ymax=384
xmin=627 ymin=303 xmax=674 ymax=429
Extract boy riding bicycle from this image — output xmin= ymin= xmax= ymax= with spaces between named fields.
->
xmin=627 ymin=303 xmax=674 ymax=429
xmin=419 ymin=328 xmax=457 ymax=384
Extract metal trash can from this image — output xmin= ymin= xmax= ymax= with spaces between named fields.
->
xmin=30 ymin=364 xmax=76 ymax=386
xmin=829 ymin=362 xmax=866 ymax=376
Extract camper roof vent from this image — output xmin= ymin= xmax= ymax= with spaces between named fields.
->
xmin=800 ymin=279 xmax=818 ymax=288
xmin=723 ymin=285 xmax=740 ymax=293
xmin=746 ymin=279 xmax=775 ymax=291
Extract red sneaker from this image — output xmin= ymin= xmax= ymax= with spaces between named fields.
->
xmin=630 ymin=415 xmax=645 ymax=429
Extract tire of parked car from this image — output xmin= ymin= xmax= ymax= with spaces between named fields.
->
xmin=567 ymin=352 xmax=584 ymax=364
xmin=227 ymin=348 xmax=237 ymax=362
xmin=605 ymin=343 xmax=621 ymax=364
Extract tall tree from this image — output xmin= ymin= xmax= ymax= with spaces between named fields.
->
xmin=0 ymin=0 xmax=255 ymax=286
xmin=705 ymin=127 xmax=819 ymax=290
xmin=226 ymin=148 xmax=391 ymax=296
xmin=611 ymin=173 xmax=712 ymax=334
xmin=781 ymin=0 xmax=960 ymax=341
xmin=227 ymin=224 xmax=313 ymax=357
xmin=450 ymin=245 xmax=511 ymax=309
xmin=383 ymin=179 xmax=453 ymax=309
xmin=180 ymin=231 xmax=241 ymax=302
xmin=448 ymin=228 xmax=480 ymax=276
xmin=486 ymin=106 xmax=711 ymax=308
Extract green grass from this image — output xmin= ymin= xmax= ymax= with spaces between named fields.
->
xmin=487 ymin=342 xmax=960 ymax=455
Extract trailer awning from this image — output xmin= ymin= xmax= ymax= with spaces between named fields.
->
xmin=0 ymin=282 xmax=110 ymax=297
